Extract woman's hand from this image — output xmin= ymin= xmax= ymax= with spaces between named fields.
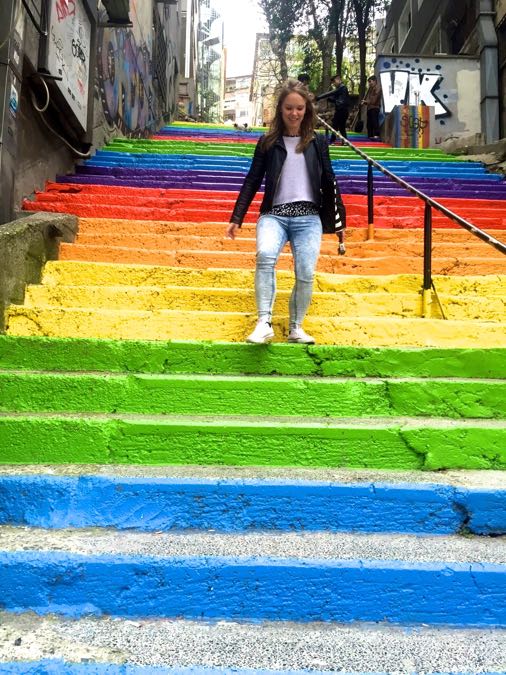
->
xmin=226 ymin=223 xmax=239 ymax=240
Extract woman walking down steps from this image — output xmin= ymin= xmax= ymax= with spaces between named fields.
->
xmin=227 ymin=79 xmax=346 ymax=345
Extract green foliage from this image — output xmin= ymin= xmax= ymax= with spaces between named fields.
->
xmin=290 ymin=35 xmax=324 ymax=90
xmin=258 ymin=0 xmax=388 ymax=95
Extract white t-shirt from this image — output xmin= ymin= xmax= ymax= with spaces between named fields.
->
xmin=273 ymin=136 xmax=316 ymax=206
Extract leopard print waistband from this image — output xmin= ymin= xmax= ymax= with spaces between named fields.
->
xmin=267 ymin=201 xmax=319 ymax=217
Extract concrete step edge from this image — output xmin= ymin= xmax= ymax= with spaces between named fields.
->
xmin=0 ymin=464 xmax=504 ymax=487
xmin=2 ymin=368 xmax=505 ymax=384
xmin=24 ymin=285 xmax=506 ymax=302
xmin=0 ymin=411 xmax=505 ymax=427
xmin=1 ymin=612 xmax=505 ymax=673
xmin=1 ymin=526 xmax=505 ymax=565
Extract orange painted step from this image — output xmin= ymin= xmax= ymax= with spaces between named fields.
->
xmin=75 ymin=219 xmax=497 ymax=243
xmin=73 ymin=231 xmax=506 ymax=259
xmin=59 ymin=243 xmax=506 ymax=275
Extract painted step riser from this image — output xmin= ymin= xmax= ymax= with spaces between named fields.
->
xmin=2 ymin=336 xmax=504 ymax=379
xmin=39 ymin=263 xmax=506 ymax=295
xmin=75 ymin=220 xmax=493 ymax=242
xmin=23 ymin=286 xmax=429 ymax=318
xmin=57 ymin=246 xmax=506 ymax=276
xmin=72 ymin=232 xmax=506 ymax=259
xmin=0 ymin=663 xmax=326 ymax=675
xmin=0 ymin=475 xmax=504 ymax=535
xmin=22 ymin=201 xmax=506 ymax=230
xmin=22 ymin=286 xmax=505 ymax=321
xmin=1 ymin=552 xmax=505 ymax=626
xmin=1 ymin=373 xmax=504 ymax=419
xmin=6 ymin=308 xmax=506 ymax=348
xmin=43 ymin=183 xmax=506 ymax=215
xmin=58 ymin=176 xmax=506 ymax=197
xmin=0 ymin=417 xmax=504 ymax=470
xmin=26 ymin=193 xmax=506 ymax=221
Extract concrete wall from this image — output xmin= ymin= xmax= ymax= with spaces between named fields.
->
xmin=378 ymin=54 xmax=482 ymax=146
xmin=0 ymin=213 xmax=77 ymax=332
xmin=10 ymin=0 xmax=181 ymax=216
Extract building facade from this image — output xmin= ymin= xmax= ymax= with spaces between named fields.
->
xmin=0 ymin=0 xmax=184 ymax=225
xmin=178 ymin=0 xmax=199 ymax=118
xmin=250 ymin=34 xmax=281 ymax=127
xmin=376 ymin=0 xmax=503 ymax=142
xmin=196 ymin=0 xmax=224 ymax=122
xmin=223 ymin=75 xmax=253 ymax=125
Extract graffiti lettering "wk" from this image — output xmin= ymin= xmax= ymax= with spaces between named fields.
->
xmin=55 ymin=0 xmax=76 ymax=22
xmin=380 ymin=71 xmax=450 ymax=117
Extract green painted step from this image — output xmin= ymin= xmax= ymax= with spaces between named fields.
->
xmin=1 ymin=371 xmax=504 ymax=419
xmin=104 ymin=139 xmax=465 ymax=160
xmin=0 ymin=413 xmax=504 ymax=470
xmin=0 ymin=336 xmax=504 ymax=379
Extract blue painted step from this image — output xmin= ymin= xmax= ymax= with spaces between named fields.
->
xmin=0 ymin=474 xmax=505 ymax=535
xmin=1 ymin=546 xmax=505 ymax=626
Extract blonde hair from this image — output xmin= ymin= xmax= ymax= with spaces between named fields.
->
xmin=261 ymin=79 xmax=315 ymax=153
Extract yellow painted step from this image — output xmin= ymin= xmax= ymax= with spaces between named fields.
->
xmin=40 ymin=262 xmax=506 ymax=296
xmin=22 ymin=284 xmax=506 ymax=321
xmin=6 ymin=306 xmax=506 ymax=347
xmin=23 ymin=285 xmax=424 ymax=318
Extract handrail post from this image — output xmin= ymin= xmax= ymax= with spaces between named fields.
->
xmin=422 ymin=202 xmax=433 ymax=318
xmin=367 ymin=162 xmax=374 ymax=240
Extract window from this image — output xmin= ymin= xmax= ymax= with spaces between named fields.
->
xmin=398 ymin=3 xmax=412 ymax=48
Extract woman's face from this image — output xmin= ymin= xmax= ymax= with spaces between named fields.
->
xmin=281 ymin=92 xmax=306 ymax=135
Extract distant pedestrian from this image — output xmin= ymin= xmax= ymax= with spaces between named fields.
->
xmin=362 ymin=75 xmax=382 ymax=139
xmin=316 ymin=73 xmax=350 ymax=143
xmin=297 ymin=73 xmax=316 ymax=103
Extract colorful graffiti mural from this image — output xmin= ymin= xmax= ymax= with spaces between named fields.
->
xmin=394 ymin=105 xmax=431 ymax=148
xmin=97 ymin=2 xmax=179 ymax=136
xmin=97 ymin=21 xmax=155 ymax=136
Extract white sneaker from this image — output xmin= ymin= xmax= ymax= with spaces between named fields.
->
xmin=287 ymin=326 xmax=315 ymax=344
xmin=246 ymin=320 xmax=274 ymax=344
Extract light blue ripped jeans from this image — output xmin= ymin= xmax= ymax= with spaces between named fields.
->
xmin=255 ymin=213 xmax=322 ymax=328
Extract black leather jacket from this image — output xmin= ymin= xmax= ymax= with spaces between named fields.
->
xmin=230 ymin=134 xmax=346 ymax=234
xmin=316 ymin=84 xmax=350 ymax=111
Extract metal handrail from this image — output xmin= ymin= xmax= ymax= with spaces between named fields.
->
xmin=316 ymin=115 xmax=506 ymax=317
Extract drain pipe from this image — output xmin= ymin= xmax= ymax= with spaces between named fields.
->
xmin=476 ymin=0 xmax=500 ymax=142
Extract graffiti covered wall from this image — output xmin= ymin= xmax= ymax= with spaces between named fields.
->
xmin=377 ymin=54 xmax=481 ymax=145
xmin=96 ymin=0 xmax=179 ymax=138
xmin=47 ymin=0 xmax=91 ymax=130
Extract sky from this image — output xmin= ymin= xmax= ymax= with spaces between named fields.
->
xmin=217 ymin=0 xmax=267 ymax=77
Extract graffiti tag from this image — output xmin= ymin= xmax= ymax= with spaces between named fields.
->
xmin=55 ymin=0 xmax=76 ymax=22
xmin=380 ymin=71 xmax=450 ymax=118
xmin=72 ymin=38 xmax=86 ymax=63
xmin=401 ymin=113 xmax=429 ymax=136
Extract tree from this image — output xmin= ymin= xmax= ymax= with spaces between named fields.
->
xmin=305 ymin=0 xmax=335 ymax=91
xmin=258 ymin=0 xmax=305 ymax=81
xmin=331 ymin=0 xmax=351 ymax=76
xmin=349 ymin=0 xmax=390 ymax=97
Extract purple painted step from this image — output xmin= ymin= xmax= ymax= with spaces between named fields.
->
xmin=56 ymin=172 xmax=506 ymax=200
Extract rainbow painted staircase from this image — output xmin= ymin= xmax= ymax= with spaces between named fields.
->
xmin=0 ymin=123 xmax=506 ymax=673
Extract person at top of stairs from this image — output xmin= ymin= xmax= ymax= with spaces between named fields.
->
xmin=316 ymin=72 xmax=351 ymax=143
xmin=362 ymin=75 xmax=382 ymax=139
xmin=226 ymin=79 xmax=346 ymax=346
